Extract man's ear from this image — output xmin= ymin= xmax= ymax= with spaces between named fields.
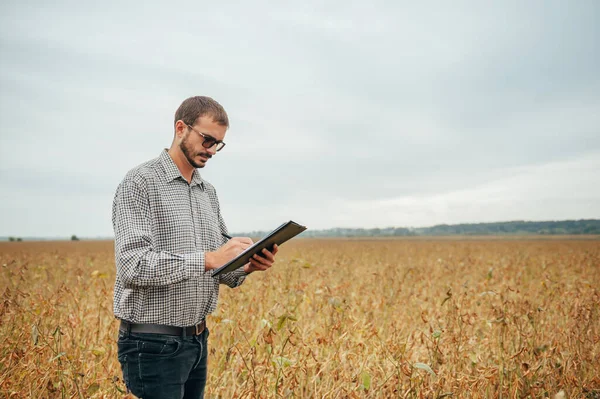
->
xmin=174 ymin=120 xmax=187 ymax=139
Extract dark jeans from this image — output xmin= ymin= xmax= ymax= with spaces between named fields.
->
xmin=117 ymin=327 xmax=209 ymax=399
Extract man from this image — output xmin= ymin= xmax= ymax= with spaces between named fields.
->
xmin=112 ymin=96 xmax=278 ymax=398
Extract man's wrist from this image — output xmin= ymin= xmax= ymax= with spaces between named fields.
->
xmin=205 ymin=252 xmax=219 ymax=271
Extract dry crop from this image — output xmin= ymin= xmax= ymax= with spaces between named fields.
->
xmin=1 ymin=238 xmax=599 ymax=398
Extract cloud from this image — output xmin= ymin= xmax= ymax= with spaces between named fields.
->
xmin=0 ymin=1 xmax=598 ymax=236
xmin=319 ymin=153 xmax=600 ymax=229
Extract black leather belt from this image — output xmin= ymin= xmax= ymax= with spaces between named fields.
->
xmin=119 ymin=320 xmax=206 ymax=336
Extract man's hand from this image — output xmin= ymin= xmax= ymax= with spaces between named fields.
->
xmin=205 ymin=237 xmax=253 ymax=270
xmin=244 ymin=244 xmax=278 ymax=274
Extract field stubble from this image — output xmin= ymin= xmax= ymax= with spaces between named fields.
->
xmin=0 ymin=238 xmax=599 ymax=398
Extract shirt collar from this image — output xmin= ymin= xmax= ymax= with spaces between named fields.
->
xmin=159 ymin=149 xmax=205 ymax=189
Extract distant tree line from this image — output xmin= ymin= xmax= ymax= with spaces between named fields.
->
xmin=4 ymin=235 xmax=80 ymax=242
xmin=3 ymin=221 xmax=599 ymax=241
xmin=237 ymin=219 xmax=600 ymax=238
xmin=409 ymin=219 xmax=600 ymax=236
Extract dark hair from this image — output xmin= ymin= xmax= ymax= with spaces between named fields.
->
xmin=174 ymin=96 xmax=229 ymax=128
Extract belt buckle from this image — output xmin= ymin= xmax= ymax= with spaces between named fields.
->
xmin=195 ymin=322 xmax=203 ymax=335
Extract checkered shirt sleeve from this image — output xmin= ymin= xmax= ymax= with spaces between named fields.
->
xmin=112 ymin=150 xmax=247 ymax=327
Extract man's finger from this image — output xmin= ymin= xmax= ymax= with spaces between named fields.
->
xmin=253 ymin=256 xmax=271 ymax=268
xmin=258 ymin=249 xmax=274 ymax=261
xmin=249 ymin=258 xmax=268 ymax=271
xmin=237 ymin=237 xmax=254 ymax=245
xmin=252 ymin=253 xmax=270 ymax=265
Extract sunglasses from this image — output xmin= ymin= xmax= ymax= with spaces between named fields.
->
xmin=187 ymin=124 xmax=226 ymax=152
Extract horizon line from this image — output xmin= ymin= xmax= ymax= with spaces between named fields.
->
xmin=1 ymin=218 xmax=598 ymax=240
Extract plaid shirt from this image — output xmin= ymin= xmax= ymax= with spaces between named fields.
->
xmin=112 ymin=149 xmax=247 ymax=327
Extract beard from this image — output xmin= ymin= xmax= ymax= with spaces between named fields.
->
xmin=180 ymin=133 xmax=211 ymax=168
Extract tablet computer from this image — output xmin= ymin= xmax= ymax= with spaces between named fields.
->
xmin=212 ymin=220 xmax=307 ymax=277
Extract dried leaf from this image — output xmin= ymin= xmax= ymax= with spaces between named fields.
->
xmin=413 ymin=362 xmax=436 ymax=376
xmin=31 ymin=324 xmax=39 ymax=345
xmin=51 ymin=352 xmax=66 ymax=362
xmin=91 ymin=347 xmax=106 ymax=356
xmin=87 ymin=383 xmax=100 ymax=396
xmin=272 ymin=356 xmax=293 ymax=368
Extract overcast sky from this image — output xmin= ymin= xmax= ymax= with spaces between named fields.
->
xmin=1 ymin=1 xmax=599 ymax=237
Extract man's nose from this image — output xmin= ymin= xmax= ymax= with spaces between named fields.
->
xmin=206 ymin=144 xmax=218 ymax=155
